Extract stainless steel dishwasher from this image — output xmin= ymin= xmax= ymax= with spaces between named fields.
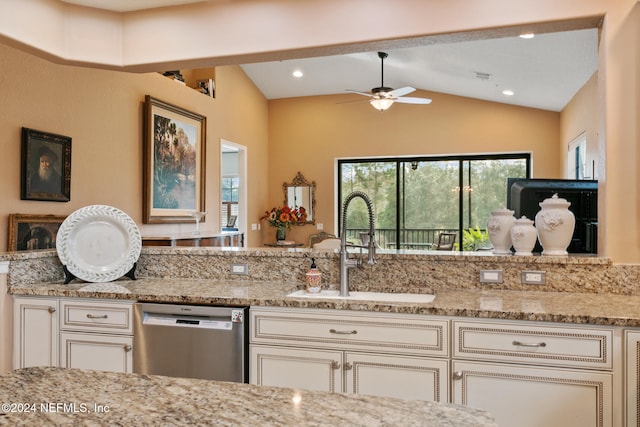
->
xmin=133 ymin=303 xmax=249 ymax=383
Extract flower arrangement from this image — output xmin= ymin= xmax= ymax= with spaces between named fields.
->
xmin=260 ymin=205 xmax=307 ymax=229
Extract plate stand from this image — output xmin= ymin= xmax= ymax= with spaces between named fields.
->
xmin=63 ymin=263 xmax=138 ymax=284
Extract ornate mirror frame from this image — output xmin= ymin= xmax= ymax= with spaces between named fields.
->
xmin=283 ymin=171 xmax=316 ymax=225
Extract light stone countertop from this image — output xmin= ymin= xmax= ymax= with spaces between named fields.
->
xmin=9 ymin=277 xmax=640 ymax=326
xmin=0 ymin=367 xmax=497 ymax=426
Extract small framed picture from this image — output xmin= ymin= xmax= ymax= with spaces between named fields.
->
xmin=196 ymin=79 xmax=215 ymax=98
xmin=21 ymin=127 xmax=72 ymax=202
xmin=7 ymin=214 xmax=67 ymax=251
xmin=227 ymin=215 xmax=238 ymax=228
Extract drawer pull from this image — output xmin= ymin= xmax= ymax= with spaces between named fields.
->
xmin=86 ymin=314 xmax=108 ymax=319
xmin=512 ymin=340 xmax=547 ymax=348
xmin=329 ymin=328 xmax=358 ymax=335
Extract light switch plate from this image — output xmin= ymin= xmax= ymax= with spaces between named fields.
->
xmin=479 ymin=270 xmax=503 ymax=283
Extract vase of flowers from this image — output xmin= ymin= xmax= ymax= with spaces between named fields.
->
xmin=261 ymin=205 xmax=307 ymax=241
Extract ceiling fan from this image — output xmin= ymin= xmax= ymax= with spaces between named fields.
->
xmin=345 ymin=51 xmax=432 ymax=112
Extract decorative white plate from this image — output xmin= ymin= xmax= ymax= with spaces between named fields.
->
xmin=57 ymin=205 xmax=141 ymax=283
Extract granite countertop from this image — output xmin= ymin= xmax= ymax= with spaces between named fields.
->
xmin=0 ymin=367 xmax=497 ymax=426
xmin=10 ymin=277 xmax=640 ymax=327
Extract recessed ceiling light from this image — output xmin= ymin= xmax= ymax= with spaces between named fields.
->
xmin=292 ymin=70 xmax=303 ymax=78
xmin=502 ymin=89 xmax=515 ymax=96
xmin=519 ymin=33 xmax=535 ymax=39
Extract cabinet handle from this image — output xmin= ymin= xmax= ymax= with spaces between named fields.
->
xmin=512 ymin=340 xmax=547 ymax=348
xmin=331 ymin=361 xmax=341 ymax=370
xmin=329 ymin=328 xmax=358 ymax=335
xmin=48 ymin=306 xmax=56 ymax=314
xmin=86 ymin=314 xmax=108 ymax=319
xmin=124 ymin=345 xmax=132 ymax=352
xmin=344 ymin=362 xmax=353 ymax=371
xmin=452 ymin=371 xmax=463 ymax=380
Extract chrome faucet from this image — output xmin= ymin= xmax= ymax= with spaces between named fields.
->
xmin=339 ymin=191 xmax=377 ymax=296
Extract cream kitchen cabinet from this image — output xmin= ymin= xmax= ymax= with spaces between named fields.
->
xmin=59 ymin=299 xmax=134 ymax=373
xmin=625 ymin=330 xmax=640 ymax=426
xmin=452 ymin=319 xmax=617 ymax=427
xmin=249 ymin=307 xmax=449 ymax=402
xmin=13 ymin=297 xmax=58 ymax=369
xmin=13 ymin=297 xmax=134 ymax=373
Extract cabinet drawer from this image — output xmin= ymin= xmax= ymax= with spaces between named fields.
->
xmin=61 ymin=300 xmax=133 ymax=334
xmin=453 ymin=320 xmax=612 ymax=370
xmin=251 ymin=308 xmax=448 ymax=357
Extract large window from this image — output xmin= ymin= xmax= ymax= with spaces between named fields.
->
xmin=338 ymin=154 xmax=530 ymax=251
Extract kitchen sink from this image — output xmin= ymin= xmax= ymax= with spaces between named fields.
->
xmin=286 ymin=289 xmax=435 ymax=303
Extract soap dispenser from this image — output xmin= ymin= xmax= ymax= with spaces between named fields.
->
xmin=305 ymin=258 xmax=322 ymax=293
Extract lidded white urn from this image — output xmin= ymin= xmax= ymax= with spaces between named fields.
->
xmin=535 ymin=193 xmax=575 ymax=256
xmin=510 ymin=216 xmax=537 ymax=256
xmin=487 ymin=208 xmax=516 ymax=254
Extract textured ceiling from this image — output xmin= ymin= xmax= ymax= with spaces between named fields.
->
xmin=58 ymin=0 xmax=598 ymax=112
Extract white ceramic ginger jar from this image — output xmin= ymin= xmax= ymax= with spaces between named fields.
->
xmin=487 ymin=208 xmax=515 ymax=254
xmin=535 ymin=193 xmax=575 ymax=256
xmin=510 ymin=216 xmax=537 ymax=256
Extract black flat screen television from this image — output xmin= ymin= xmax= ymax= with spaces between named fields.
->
xmin=506 ymin=178 xmax=598 ymax=254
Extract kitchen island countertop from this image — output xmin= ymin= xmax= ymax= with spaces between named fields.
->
xmin=10 ymin=277 xmax=640 ymax=327
xmin=0 ymin=367 xmax=496 ymax=426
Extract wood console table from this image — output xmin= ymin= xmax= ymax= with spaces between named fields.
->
xmin=142 ymin=231 xmax=244 ymax=248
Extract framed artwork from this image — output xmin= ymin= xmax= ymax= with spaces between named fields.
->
xmin=143 ymin=95 xmax=207 ymax=224
xmin=7 ymin=214 xmax=67 ymax=251
xmin=20 ymin=127 xmax=72 ymax=202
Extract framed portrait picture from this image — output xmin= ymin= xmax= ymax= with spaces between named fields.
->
xmin=21 ymin=128 xmax=72 ymax=202
xmin=143 ymin=95 xmax=206 ymax=223
xmin=7 ymin=214 xmax=67 ymax=251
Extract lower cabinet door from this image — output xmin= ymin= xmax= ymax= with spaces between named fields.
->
xmin=345 ymin=352 xmax=449 ymax=402
xmin=250 ymin=345 xmax=343 ymax=392
xmin=60 ymin=332 xmax=133 ymax=373
xmin=452 ymin=361 xmax=612 ymax=427
xmin=625 ymin=331 xmax=640 ymax=427
xmin=13 ymin=297 xmax=58 ymax=369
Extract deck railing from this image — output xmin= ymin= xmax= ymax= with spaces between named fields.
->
xmin=345 ymin=228 xmax=460 ymax=250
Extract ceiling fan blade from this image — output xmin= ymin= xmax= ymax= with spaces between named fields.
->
xmin=345 ymin=89 xmax=373 ymax=97
xmin=387 ymin=86 xmax=416 ymax=97
xmin=337 ymin=98 xmax=373 ymax=105
xmin=396 ymin=96 xmax=432 ymax=105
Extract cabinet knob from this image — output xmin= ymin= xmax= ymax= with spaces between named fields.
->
xmin=344 ymin=362 xmax=353 ymax=371
xmin=452 ymin=371 xmax=463 ymax=380
xmin=48 ymin=306 xmax=56 ymax=314
xmin=124 ymin=345 xmax=132 ymax=352
xmin=331 ymin=360 xmax=341 ymax=370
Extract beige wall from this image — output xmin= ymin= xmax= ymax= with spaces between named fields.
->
xmin=0 ymin=43 xmax=269 ymax=249
xmin=266 ymin=91 xmax=561 ymax=244
xmin=560 ymin=73 xmax=599 ymax=179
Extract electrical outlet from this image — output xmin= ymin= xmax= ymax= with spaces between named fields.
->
xmin=521 ymin=270 xmax=546 ymax=285
xmin=317 ymin=223 xmax=323 ymax=230
xmin=230 ymin=263 xmax=248 ymax=275
xmin=479 ymin=270 xmax=503 ymax=283
xmin=251 ymin=224 xmax=257 ymax=231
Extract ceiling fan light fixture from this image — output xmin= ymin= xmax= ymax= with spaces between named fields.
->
xmin=370 ymin=98 xmax=394 ymax=111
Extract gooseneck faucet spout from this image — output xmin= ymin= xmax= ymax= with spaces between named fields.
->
xmin=339 ymin=191 xmax=377 ymax=297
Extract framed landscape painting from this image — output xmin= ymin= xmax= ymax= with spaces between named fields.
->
xmin=143 ymin=95 xmax=206 ymax=224
xmin=20 ymin=128 xmax=72 ymax=202
xmin=7 ymin=214 xmax=67 ymax=251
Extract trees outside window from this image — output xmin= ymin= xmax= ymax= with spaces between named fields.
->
xmin=338 ymin=154 xmax=530 ymax=250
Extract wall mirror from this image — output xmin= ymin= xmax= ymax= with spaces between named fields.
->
xmin=283 ymin=171 xmax=316 ymax=224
